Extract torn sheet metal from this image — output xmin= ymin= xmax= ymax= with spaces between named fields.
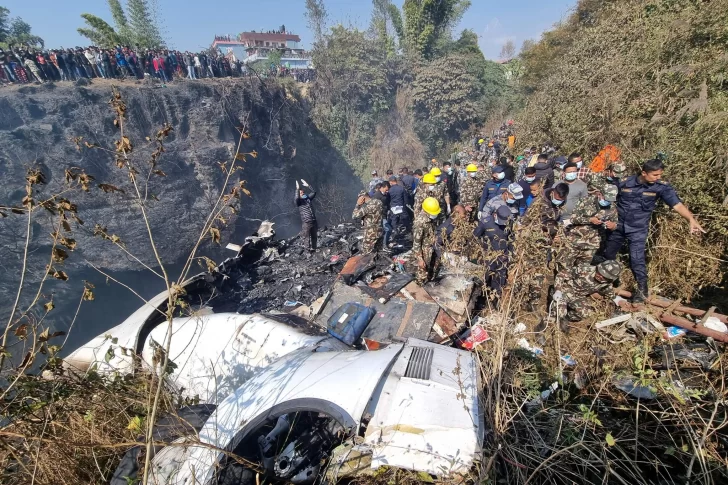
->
xmin=424 ymin=275 xmax=478 ymax=323
xmin=315 ymin=282 xmax=439 ymax=342
xmin=363 ymin=340 xmax=482 ymax=476
xmin=359 ymin=273 xmax=413 ymax=304
xmin=340 ymin=254 xmax=376 ymax=285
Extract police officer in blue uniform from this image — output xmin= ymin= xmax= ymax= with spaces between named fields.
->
xmin=478 ymin=165 xmax=511 ymax=216
xmin=602 ymin=159 xmax=705 ymax=302
xmin=474 ymin=205 xmax=513 ymax=295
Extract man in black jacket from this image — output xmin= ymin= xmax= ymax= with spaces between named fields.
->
xmin=372 ymin=181 xmax=392 ymax=250
xmin=387 ymin=176 xmax=408 ymax=237
xmin=295 ymin=179 xmax=318 ymax=251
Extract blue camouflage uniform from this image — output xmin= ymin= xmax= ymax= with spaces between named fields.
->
xmin=478 ymin=178 xmax=512 ymax=211
xmin=474 ymin=214 xmax=510 ymax=294
xmin=603 ymin=175 xmax=681 ymax=287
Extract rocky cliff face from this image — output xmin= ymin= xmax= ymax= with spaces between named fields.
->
xmin=0 ymin=78 xmax=360 ymax=339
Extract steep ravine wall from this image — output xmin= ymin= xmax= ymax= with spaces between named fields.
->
xmin=0 ymin=79 xmax=361 ymax=349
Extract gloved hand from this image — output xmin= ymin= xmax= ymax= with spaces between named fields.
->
xmin=301 ymin=179 xmax=309 ymax=188
xmin=477 ymin=211 xmax=482 ymax=220
xmin=447 ymin=203 xmax=451 ymax=215
xmin=553 ymin=290 xmax=563 ymax=302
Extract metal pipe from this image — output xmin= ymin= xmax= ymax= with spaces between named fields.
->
xmin=616 ymin=290 xmax=728 ymax=324
xmin=616 ymin=301 xmax=728 ymax=343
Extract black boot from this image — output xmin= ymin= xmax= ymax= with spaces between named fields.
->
xmin=632 ymin=282 xmax=649 ymax=303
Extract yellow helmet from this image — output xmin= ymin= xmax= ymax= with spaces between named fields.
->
xmin=422 ymin=173 xmax=437 ymax=184
xmin=429 ymin=167 xmax=442 ymax=177
xmin=466 ymin=164 xmax=478 ymax=172
xmin=478 ymin=139 xmax=484 ymax=144
xmin=422 ymin=197 xmax=441 ymax=216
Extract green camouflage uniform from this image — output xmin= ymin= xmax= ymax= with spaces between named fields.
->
xmin=559 ymin=196 xmax=618 ymax=268
xmin=518 ymin=196 xmax=564 ymax=309
xmin=414 ymin=183 xmax=447 ymax=217
xmin=412 ymin=212 xmax=440 ymax=284
xmin=352 ymin=198 xmax=384 ymax=254
xmin=586 ymin=171 xmax=613 ymax=194
xmin=554 ymin=265 xmax=616 ymax=321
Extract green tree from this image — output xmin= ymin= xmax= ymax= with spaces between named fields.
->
xmin=108 ymin=0 xmax=132 ymax=44
xmin=305 ymin=0 xmax=328 ymax=44
xmin=5 ymin=16 xmax=44 ymax=48
xmin=401 ymin=0 xmax=470 ymax=59
xmin=78 ymin=14 xmax=122 ymax=48
xmin=412 ymin=54 xmax=482 ymax=149
xmin=127 ymin=0 xmax=163 ymax=49
xmin=0 ymin=6 xmax=10 ymax=44
xmin=370 ymin=0 xmax=396 ymax=57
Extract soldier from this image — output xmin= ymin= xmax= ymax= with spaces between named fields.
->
xmin=429 ymin=167 xmax=451 ymax=213
xmin=352 ymin=191 xmax=384 ymax=254
xmin=587 ymin=162 xmax=627 ymax=194
xmin=559 ymin=184 xmax=618 ymax=268
xmin=602 ymin=159 xmax=705 ymax=302
xmin=414 ymin=173 xmax=446 ymax=218
xmin=459 ymin=163 xmax=485 ymax=220
xmin=412 ymin=198 xmax=443 ymax=284
xmin=553 ymin=260 xmax=622 ymax=332
xmin=518 ymin=183 xmax=570 ymax=311
xmin=367 ymin=170 xmax=384 ymax=196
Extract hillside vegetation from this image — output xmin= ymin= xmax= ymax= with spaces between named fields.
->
xmin=517 ymin=0 xmax=728 ymax=299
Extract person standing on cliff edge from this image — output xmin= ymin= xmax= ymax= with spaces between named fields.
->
xmin=295 ymin=179 xmax=318 ymax=252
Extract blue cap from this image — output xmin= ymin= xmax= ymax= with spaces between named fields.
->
xmin=495 ymin=205 xmax=513 ymax=222
xmin=492 ymin=165 xmax=505 ymax=174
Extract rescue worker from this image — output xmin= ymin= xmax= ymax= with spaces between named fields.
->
xmin=560 ymin=162 xmax=589 ymax=221
xmin=429 ymin=167 xmax=451 ymax=213
xmin=559 ymin=184 xmax=618 ymax=269
xmin=388 ymin=175 xmax=408 ymax=237
xmin=474 ymin=205 xmax=513 ymax=296
xmin=459 ymin=163 xmax=485 ymax=220
xmin=519 ymin=183 xmax=569 ymax=311
xmin=568 ymin=152 xmax=591 ymax=181
xmin=478 ymin=165 xmax=512 ymax=217
xmin=443 ymin=161 xmax=459 ymax=206
xmin=602 ymin=159 xmax=705 ymax=302
xmin=352 ymin=190 xmax=384 ymax=254
xmin=414 ymin=173 xmax=446 ymax=218
xmin=553 ymin=260 xmax=622 ymax=332
xmin=295 ymin=179 xmax=318 ymax=251
xmin=481 ymin=183 xmax=524 ymax=220
xmin=372 ymin=182 xmax=392 ymax=250
xmin=367 ymin=170 xmax=383 ymax=196
xmin=412 ymin=197 xmax=443 ymax=284
xmin=587 ymin=161 xmax=627 ymax=194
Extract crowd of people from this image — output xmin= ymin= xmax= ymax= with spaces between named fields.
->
xmin=296 ymin=130 xmax=706 ymax=331
xmin=0 ymin=45 xmax=315 ymax=86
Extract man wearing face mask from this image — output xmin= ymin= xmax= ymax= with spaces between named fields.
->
xmin=413 ymin=173 xmax=442 ymax=218
xmin=519 ymin=182 xmax=569 ymax=311
xmin=474 ymin=205 xmax=513 ymax=296
xmin=560 ymin=162 xmax=589 ymax=221
xmin=459 ymin=164 xmax=484 ymax=220
xmin=442 ymin=161 xmax=459 ymax=206
xmin=533 ymin=153 xmax=555 ymax=188
xmin=481 ymin=183 xmax=524 ymax=220
xmin=428 ymin=168 xmax=451 ymax=214
xmin=478 ymin=166 xmax=512 ymax=218
xmin=295 ymin=180 xmax=318 ymax=252
xmin=567 ymin=152 xmax=591 ymax=181
xmin=412 ymin=197 xmax=443 ymax=284
xmin=558 ymin=184 xmax=618 ymax=269
xmin=602 ymin=158 xmax=705 ymax=303
xmin=587 ymin=162 xmax=627 ymax=194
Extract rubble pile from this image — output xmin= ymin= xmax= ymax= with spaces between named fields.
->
xmin=224 ymin=224 xmax=364 ymax=314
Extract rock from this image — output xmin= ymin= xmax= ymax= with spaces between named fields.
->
xmin=38 ymin=123 xmax=53 ymax=133
xmin=75 ymin=77 xmax=91 ymax=86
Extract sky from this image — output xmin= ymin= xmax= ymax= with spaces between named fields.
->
xmin=2 ymin=0 xmax=576 ymax=59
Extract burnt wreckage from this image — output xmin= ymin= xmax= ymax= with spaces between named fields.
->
xmin=65 ymin=222 xmax=484 ymax=484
